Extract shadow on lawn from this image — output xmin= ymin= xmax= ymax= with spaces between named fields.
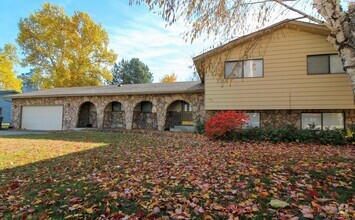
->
xmin=0 ymin=131 xmax=173 ymax=219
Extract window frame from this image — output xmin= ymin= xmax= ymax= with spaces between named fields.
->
xmin=307 ymin=54 xmax=345 ymax=75
xmin=301 ymin=112 xmax=345 ymax=130
xmin=224 ymin=58 xmax=264 ymax=79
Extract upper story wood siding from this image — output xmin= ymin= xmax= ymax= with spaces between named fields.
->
xmin=197 ymin=26 xmax=354 ymax=110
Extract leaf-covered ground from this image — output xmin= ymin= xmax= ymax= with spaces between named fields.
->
xmin=0 ymin=131 xmax=354 ymax=219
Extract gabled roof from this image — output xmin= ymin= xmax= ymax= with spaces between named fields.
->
xmin=10 ymin=81 xmax=204 ymax=99
xmin=193 ymin=19 xmax=330 ymax=82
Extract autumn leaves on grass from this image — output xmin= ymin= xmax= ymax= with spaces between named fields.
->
xmin=0 ymin=132 xmax=354 ymax=219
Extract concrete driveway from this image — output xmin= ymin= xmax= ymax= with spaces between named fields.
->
xmin=0 ymin=130 xmax=49 ymax=136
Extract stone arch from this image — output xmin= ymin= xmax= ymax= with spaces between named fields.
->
xmin=103 ymin=101 xmax=125 ymax=128
xmin=132 ymin=100 xmax=158 ymax=130
xmin=164 ymin=99 xmax=193 ymax=130
xmin=77 ymin=101 xmax=97 ymax=128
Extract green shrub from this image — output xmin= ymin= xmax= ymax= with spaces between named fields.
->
xmin=229 ymin=125 xmax=350 ymax=146
xmin=318 ymin=129 xmax=346 ymax=146
xmin=297 ymin=130 xmax=317 ymax=143
xmin=194 ymin=116 xmax=206 ymax=134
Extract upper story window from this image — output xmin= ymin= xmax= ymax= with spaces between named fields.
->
xmin=225 ymin=59 xmax=263 ymax=78
xmin=307 ymin=54 xmax=344 ymax=74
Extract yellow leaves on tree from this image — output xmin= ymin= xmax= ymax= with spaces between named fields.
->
xmin=17 ymin=3 xmax=117 ymax=89
xmin=160 ymin=73 xmax=177 ymax=83
xmin=0 ymin=44 xmax=22 ymax=92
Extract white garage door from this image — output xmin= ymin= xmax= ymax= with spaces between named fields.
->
xmin=21 ymin=106 xmax=63 ymax=130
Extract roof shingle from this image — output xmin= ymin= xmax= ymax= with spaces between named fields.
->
xmin=10 ymin=81 xmax=204 ymax=99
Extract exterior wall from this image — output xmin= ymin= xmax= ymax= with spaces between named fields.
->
xmin=132 ymin=112 xmax=158 ymax=130
xmin=11 ymin=93 xmax=204 ymax=131
xmin=206 ymin=109 xmax=355 ymax=129
xmin=0 ymin=95 xmax=14 ymax=123
xmin=103 ymin=112 xmax=125 ymax=128
xmin=203 ymin=28 xmax=355 ymax=110
xmin=166 ymin=111 xmax=182 ymax=128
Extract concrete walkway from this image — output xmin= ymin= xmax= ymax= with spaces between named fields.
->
xmin=0 ymin=130 xmax=49 ymax=136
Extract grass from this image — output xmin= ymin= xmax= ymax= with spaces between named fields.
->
xmin=0 ymin=131 xmax=354 ymax=219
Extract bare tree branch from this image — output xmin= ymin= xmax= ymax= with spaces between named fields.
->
xmin=273 ymin=0 xmax=328 ymax=27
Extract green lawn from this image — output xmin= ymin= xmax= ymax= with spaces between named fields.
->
xmin=0 ymin=131 xmax=353 ymax=219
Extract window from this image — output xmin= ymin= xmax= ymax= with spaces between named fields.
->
xmin=243 ymin=113 xmax=260 ymax=129
xmin=183 ymin=103 xmax=192 ymax=112
xmin=225 ymin=59 xmax=263 ymax=78
xmin=323 ymin=113 xmax=344 ymax=130
xmin=301 ymin=113 xmax=322 ymax=130
xmin=141 ymin=101 xmax=153 ymax=113
xmin=112 ymin=102 xmax=123 ymax=112
xmin=307 ymin=54 xmax=344 ymax=74
xmin=301 ymin=113 xmax=344 ymax=130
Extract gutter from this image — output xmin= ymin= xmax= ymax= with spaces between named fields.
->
xmin=9 ymin=89 xmax=205 ymax=99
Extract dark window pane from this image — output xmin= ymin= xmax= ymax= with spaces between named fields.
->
xmin=141 ymin=102 xmax=152 ymax=113
xmin=308 ymin=55 xmax=329 ymax=74
xmin=112 ymin=102 xmax=122 ymax=112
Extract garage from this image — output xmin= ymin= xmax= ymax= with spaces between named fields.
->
xmin=21 ymin=106 xmax=63 ymax=130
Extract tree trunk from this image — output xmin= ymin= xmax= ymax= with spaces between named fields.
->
xmin=332 ymin=4 xmax=355 ymax=102
xmin=314 ymin=1 xmax=355 ymax=102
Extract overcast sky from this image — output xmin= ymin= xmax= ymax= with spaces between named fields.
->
xmin=0 ymin=0 xmax=350 ymax=82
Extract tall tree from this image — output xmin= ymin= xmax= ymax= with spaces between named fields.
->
xmin=0 ymin=44 xmax=22 ymax=92
xmin=108 ymin=58 xmax=153 ymax=85
xmin=131 ymin=0 xmax=355 ymax=100
xmin=160 ymin=73 xmax=177 ymax=83
xmin=17 ymin=3 xmax=117 ymax=89
xmin=17 ymin=69 xmax=39 ymax=92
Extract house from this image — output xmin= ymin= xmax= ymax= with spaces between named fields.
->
xmin=193 ymin=19 xmax=354 ymax=130
xmin=0 ymin=90 xmax=19 ymax=124
xmin=10 ymin=82 xmax=204 ymax=131
xmin=10 ymin=20 xmax=355 ymax=131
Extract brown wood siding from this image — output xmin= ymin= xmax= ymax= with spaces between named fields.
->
xmin=204 ymin=28 xmax=354 ymax=110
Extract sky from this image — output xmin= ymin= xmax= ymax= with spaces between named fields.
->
xmin=0 ymin=0 xmax=351 ymax=83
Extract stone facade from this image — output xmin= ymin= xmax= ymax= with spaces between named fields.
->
xmin=132 ymin=112 xmax=158 ymax=130
xmin=11 ymin=93 xmax=205 ymax=131
xmin=166 ymin=111 xmax=182 ymax=129
xmin=206 ymin=109 xmax=355 ymax=129
xmin=103 ymin=111 xmax=125 ymax=128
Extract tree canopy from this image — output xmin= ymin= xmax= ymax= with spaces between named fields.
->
xmin=108 ymin=58 xmax=153 ymax=85
xmin=131 ymin=0 xmax=355 ymax=99
xmin=160 ymin=73 xmax=177 ymax=83
xmin=17 ymin=3 xmax=117 ymax=89
xmin=0 ymin=44 xmax=22 ymax=92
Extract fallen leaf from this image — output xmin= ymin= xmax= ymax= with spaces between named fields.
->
xmin=269 ymin=200 xmax=289 ymax=208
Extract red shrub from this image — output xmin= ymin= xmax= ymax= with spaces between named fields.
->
xmin=205 ymin=111 xmax=249 ymax=139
